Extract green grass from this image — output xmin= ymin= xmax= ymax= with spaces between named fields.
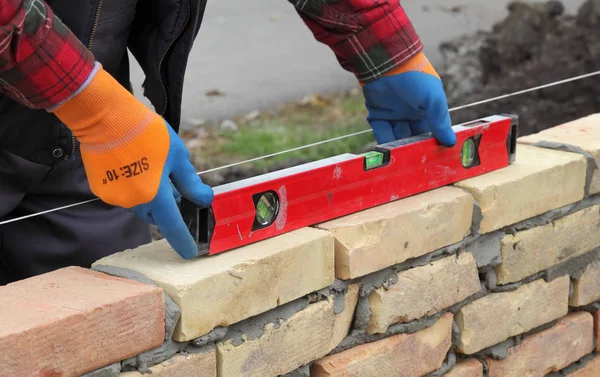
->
xmin=183 ymin=89 xmax=376 ymax=179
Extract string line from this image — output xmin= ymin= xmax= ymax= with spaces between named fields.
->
xmin=2 ymin=70 xmax=599 ymax=225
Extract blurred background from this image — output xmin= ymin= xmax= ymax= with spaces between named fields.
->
xmin=129 ymin=0 xmax=599 ymax=186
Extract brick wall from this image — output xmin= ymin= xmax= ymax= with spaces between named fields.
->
xmin=2 ymin=114 xmax=600 ymax=377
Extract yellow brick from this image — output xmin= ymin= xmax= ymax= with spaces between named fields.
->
xmin=571 ymin=261 xmax=600 ymax=306
xmin=519 ymin=113 xmax=600 ymax=194
xmin=456 ymin=276 xmax=570 ymax=354
xmin=496 ymin=205 xmax=600 ymax=285
xmin=216 ymin=284 xmax=359 ymax=377
xmin=310 ymin=313 xmax=453 ymax=377
xmin=119 ymin=350 xmax=216 ymax=377
xmin=455 ymin=145 xmax=586 ymax=234
xmin=315 ymin=187 xmax=473 ymax=279
xmin=93 ymin=228 xmax=335 ymax=341
xmin=367 ymin=252 xmax=480 ymax=334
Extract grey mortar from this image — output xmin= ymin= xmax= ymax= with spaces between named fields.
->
xmin=92 ymin=265 xmax=180 ymax=341
xmin=533 ymin=141 xmax=598 ymax=197
xmin=485 ymin=268 xmax=545 ymax=292
xmin=572 ymin=299 xmax=600 ymax=314
xmin=280 ymin=364 xmax=311 ymax=377
xmin=471 ymin=317 xmax=560 ymax=362
xmin=219 ymin=281 xmax=350 ymax=347
xmin=424 ymin=351 xmax=456 ymax=377
xmin=470 ymin=200 xmax=483 ymax=235
xmin=81 ymin=363 xmax=121 ymax=377
xmin=550 ymin=352 xmax=598 ymax=376
xmin=192 ymin=326 xmax=229 ymax=347
xmin=467 ymin=231 xmax=503 ymax=268
xmin=501 ymin=194 xmax=600 ymax=234
xmin=313 ymin=279 xmax=350 ymax=314
xmin=121 ymin=341 xmax=185 ymax=373
xmin=545 ymin=247 xmax=600 ymax=282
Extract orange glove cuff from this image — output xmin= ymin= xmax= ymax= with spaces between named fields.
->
xmin=359 ymin=51 xmax=439 ymax=86
xmin=50 ymin=65 xmax=169 ymax=208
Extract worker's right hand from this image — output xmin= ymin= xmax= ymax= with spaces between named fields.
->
xmin=361 ymin=51 xmax=456 ymax=147
xmin=49 ymin=63 xmax=213 ymax=259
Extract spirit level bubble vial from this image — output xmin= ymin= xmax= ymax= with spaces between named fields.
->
xmin=180 ymin=114 xmax=518 ymax=256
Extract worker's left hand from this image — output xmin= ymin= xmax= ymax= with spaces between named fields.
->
xmin=361 ymin=51 xmax=456 ymax=147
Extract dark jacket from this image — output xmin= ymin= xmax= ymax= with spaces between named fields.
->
xmin=0 ymin=0 xmax=207 ymax=166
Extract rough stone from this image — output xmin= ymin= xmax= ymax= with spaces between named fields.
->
xmin=496 ymin=205 xmax=600 ymax=285
xmin=0 ymin=267 xmax=165 ymax=377
xmin=456 ymin=276 xmax=570 ymax=354
xmin=486 ymin=312 xmax=594 ymax=377
xmin=119 ymin=349 xmax=216 ymax=377
xmin=571 ymin=260 xmax=600 ymax=306
xmin=454 ymin=145 xmax=586 ymax=234
xmin=519 ymin=113 xmax=600 ymax=195
xmin=366 ymin=252 xmax=480 ymax=334
xmin=315 ymin=187 xmax=474 ymax=279
xmin=445 ymin=359 xmax=483 ymax=377
xmin=566 ymin=355 xmax=600 ymax=377
xmin=93 ymin=227 xmax=335 ymax=341
xmin=216 ymin=284 xmax=359 ymax=377
xmin=310 ymin=313 xmax=453 ymax=377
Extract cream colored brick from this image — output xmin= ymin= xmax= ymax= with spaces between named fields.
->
xmin=487 ymin=312 xmax=594 ymax=377
xmin=217 ymin=284 xmax=359 ymax=377
xmin=519 ymin=113 xmax=600 ymax=194
xmin=571 ymin=261 xmax=600 ymax=306
xmin=315 ymin=187 xmax=473 ymax=279
xmin=445 ymin=359 xmax=483 ymax=377
xmin=120 ymin=350 xmax=216 ymax=377
xmin=93 ymin=228 xmax=335 ymax=341
xmin=496 ymin=205 xmax=600 ymax=285
xmin=310 ymin=313 xmax=453 ymax=377
xmin=367 ymin=252 xmax=480 ymax=334
xmin=456 ymin=276 xmax=570 ymax=354
xmin=455 ymin=145 xmax=586 ymax=234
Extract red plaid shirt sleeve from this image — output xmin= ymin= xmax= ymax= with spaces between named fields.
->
xmin=290 ymin=0 xmax=422 ymax=83
xmin=0 ymin=0 xmax=95 ymax=109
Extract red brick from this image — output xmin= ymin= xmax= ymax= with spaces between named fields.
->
xmin=567 ymin=355 xmax=600 ymax=377
xmin=310 ymin=313 xmax=453 ymax=377
xmin=595 ymin=311 xmax=600 ymax=352
xmin=446 ymin=359 xmax=483 ymax=377
xmin=0 ymin=267 xmax=165 ymax=377
xmin=486 ymin=312 xmax=594 ymax=377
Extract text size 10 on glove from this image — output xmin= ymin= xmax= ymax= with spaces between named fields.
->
xmin=50 ymin=63 xmax=213 ymax=259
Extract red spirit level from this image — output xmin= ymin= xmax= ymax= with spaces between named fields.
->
xmin=181 ymin=114 xmax=518 ymax=256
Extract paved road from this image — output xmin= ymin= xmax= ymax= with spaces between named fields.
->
xmin=129 ymin=0 xmax=584 ymax=127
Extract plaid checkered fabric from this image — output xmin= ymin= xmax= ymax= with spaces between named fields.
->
xmin=0 ymin=0 xmax=421 ymax=110
xmin=0 ymin=0 xmax=94 ymax=109
xmin=290 ymin=0 xmax=422 ymax=83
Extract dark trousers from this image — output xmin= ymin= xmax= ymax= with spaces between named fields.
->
xmin=0 ymin=150 xmax=152 ymax=285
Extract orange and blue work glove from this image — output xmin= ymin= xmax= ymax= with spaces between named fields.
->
xmin=361 ymin=51 xmax=456 ymax=147
xmin=49 ymin=63 xmax=213 ymax=259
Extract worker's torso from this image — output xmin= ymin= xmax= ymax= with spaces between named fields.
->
xmin=0 ymin=0 xmax=205 ymax=166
